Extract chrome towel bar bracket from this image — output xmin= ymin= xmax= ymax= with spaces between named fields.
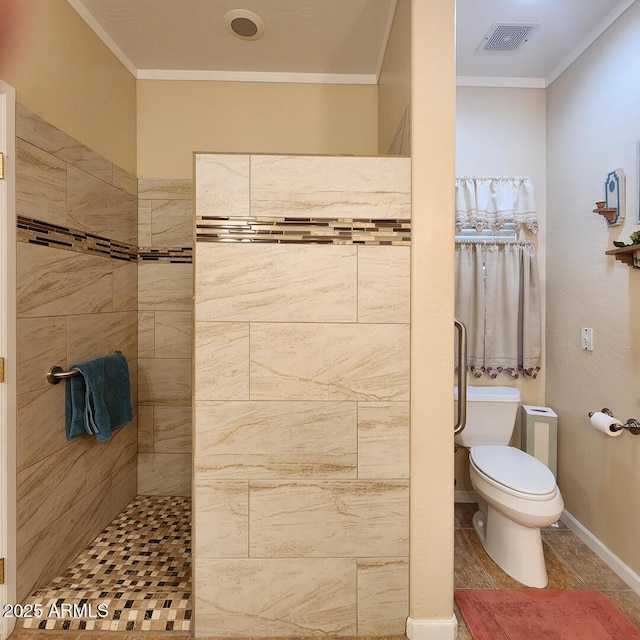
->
xmin=47 ymin=350 xmax=124 ymax=385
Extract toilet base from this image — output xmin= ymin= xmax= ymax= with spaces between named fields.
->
xmin=472 ymin=506 xmax=548 ymax=588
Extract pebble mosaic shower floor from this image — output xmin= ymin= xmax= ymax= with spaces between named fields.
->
xmin=19 ymin=496 xmax=192 ymax=632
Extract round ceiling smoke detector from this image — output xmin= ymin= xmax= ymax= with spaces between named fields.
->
xmin=224 ymin=9 xmax=264 ymax=41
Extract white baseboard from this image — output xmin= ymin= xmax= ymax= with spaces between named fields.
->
xmin=406 ymin=615 xmax=458 ymax=640
xmin=454 ymin=490 xmax=477 ymax=503
xmin=561 ymin=509 xmax=640 ymax=595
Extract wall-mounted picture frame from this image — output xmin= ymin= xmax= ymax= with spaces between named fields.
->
xmin=605 ymin=168 xmax=625 ymax=226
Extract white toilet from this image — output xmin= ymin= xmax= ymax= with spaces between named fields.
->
xmin=454 ymin=385 xmax=564 ymax=588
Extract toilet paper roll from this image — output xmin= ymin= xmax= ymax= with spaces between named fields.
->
xmin=590 ymin=411 xmax=624 ymax=437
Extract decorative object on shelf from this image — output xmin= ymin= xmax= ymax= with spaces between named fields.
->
xmin=605 ymin=233 xmax=640 ymax=268
xmin=612 ymin=230 xmax=640 ymax=248
xmin=606 ymin=169 xmax=625 ymax=221
xmin=594 ymin=169 xmax=625 ymax=226
xmin=593 ymin=202 xmax=618 ymax=222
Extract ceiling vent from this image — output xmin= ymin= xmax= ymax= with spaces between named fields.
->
xmin=476 ymin=22 xmax=539 ymax=54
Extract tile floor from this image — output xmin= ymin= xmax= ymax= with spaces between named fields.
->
xmin=11 ymin=500 xmax=640 ymax=639
xmin=454 ymin=502 xmax=640 ymax=639
xmin=17 ymin=496 xmax=191 ymax=633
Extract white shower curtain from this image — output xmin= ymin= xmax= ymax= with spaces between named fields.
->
xmin=455 ymin=240 xmax=541 ymax=378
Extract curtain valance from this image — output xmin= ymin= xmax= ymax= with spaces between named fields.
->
xmin=455 ymin=176 xmax=538 ymax=233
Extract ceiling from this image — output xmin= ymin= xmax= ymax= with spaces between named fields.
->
xmin=68 ymin=0 xmax=637 ymax=87
xmin=456 ymin=0 xmax=634 ymax=85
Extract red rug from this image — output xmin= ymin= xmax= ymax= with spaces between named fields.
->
xmin=455 ymin=589 xmax=640 ymax=640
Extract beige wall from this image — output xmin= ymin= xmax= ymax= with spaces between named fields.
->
xmin=15 ymin=106 xmax=138 ymax=600
xmin=546 ymin=1 xmax=640 ymax=576
xmin=378 ymin=0 xmax=411 ymax=155
xmin=454 ymin=86 xmax=547 ymax=490
xmin=409 ymin=0 xmax=456 ymax=631
xmin=193 ymin=153 xmax=411 ymax=636
xmin=137 ymin=81 xmax=378 ymax=178
xmin=0 ymin=0 xmax=137 ymax=175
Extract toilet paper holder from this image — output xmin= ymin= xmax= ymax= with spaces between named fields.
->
xmin=588 ymin=408 xmax=640 ymax=435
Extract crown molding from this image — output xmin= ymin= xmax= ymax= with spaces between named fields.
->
xmin=136 ymin=69 xmax=378 ymax=84
xmin=546 ymin=0 xmax=637 ymax=86
xmin=376 ymin=0 xmax=398 ymax=83
xmin=66 ymin=0 xmax=137 ymax=78
xmin=456 ymin=76 xmax=546 ymax=88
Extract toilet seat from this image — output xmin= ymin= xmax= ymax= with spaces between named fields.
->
xmin=470 ymin=445 xmax=557 ymax=500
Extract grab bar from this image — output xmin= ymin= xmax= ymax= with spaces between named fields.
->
xmin=47 ymin=350 xmax=123 ymax=385
xmin=454 ymin=318 xmax=467 ymax=435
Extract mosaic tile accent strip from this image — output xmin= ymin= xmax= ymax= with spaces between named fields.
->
xmin=18 ymin=216 xmax=137 ymax=262
xmin=138 ymin=248 xmax=193 ymax=264
xmin=196 ymin=215 xmax=412 ymax=246
xmin=17 ymin=216 xmax=192 ymax=263
xmin=19 ymin=495 xmax=192 ymax=633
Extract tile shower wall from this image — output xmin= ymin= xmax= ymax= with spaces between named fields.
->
xmin=15 ymin=106 xmax=138 ymax=601
xmin=137 ymin=178 xmax=193 ymax=496
xmin=193 ymin=154 xmax=411 ymax=637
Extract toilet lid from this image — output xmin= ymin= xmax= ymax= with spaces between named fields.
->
xmin=470 ymin=445 xmax=557 ymax=495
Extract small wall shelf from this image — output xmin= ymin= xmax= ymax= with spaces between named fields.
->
xmin=593 ymin=206 xmax=618 ymax=223
xmin=605 ymin=244 xmax=640 ymax=268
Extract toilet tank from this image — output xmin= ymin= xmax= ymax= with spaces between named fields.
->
xmin=454 ymin=386 xmax=521 ymax=447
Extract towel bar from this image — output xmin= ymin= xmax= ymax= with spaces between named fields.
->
xmin=47 ymin=350 xmax=124 ymax=385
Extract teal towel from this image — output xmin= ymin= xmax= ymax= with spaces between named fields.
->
xmin=65 ymin=353 xmax=132 ymax=442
